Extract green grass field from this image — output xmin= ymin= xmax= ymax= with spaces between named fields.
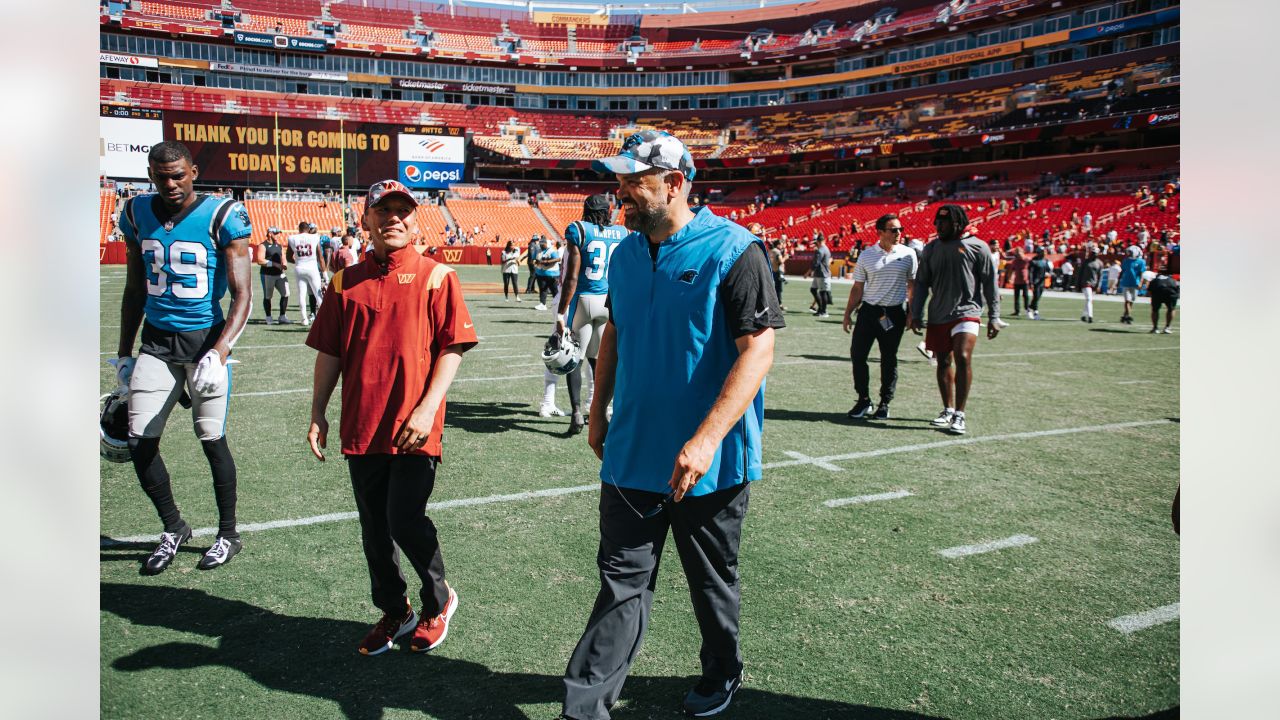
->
xmin=100 ymin=264 xmax=1179 ymax=720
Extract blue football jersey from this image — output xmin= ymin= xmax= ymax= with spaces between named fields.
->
xmin=565 ymin=220 xmax=627 ymax=296
xmin=119 ymin=194 xmax=252 ymax=332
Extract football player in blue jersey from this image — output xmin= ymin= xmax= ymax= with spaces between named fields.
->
xmin=114 ymin=141 xmax=254 ymax=575
xmin=555 ymin=194 xmax=627 ymax=434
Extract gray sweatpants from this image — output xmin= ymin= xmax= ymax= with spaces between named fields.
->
xmin=562 ymin=482 xmax=750 ymax=720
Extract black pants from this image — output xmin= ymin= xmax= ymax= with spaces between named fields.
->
xmin=502 ymin=272 xmax=519 ymax=297
xmin=537 ymin=275 xmax=559 ymax=305
xmin=526 ymin=267 xmax=538 ymax=293
xmin=347 ymin=454 xmax=449 ymax=618
xmin=773 ymin=272 xmax=784 ymax=307
xmin=1029 ymin=281 xmax=1045 ymax=311
xmin=563 ymin=482 xmax=750 ymax=720
xmin=1012 ymin=284 xmax=1030 ymax=315
xmin=850 ymin=303 xmax=907 ymax=404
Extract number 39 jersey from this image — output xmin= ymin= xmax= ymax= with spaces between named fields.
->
xmin=564 ymin=220 xmax=628 ymax=296
xmin=119 ymin=194 xmax=252 ymax=332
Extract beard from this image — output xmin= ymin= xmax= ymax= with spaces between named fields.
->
xmin=624 ymin=201 xmax=666 ymax=237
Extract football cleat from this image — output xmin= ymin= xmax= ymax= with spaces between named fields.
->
xmin=197 ymin=535 xmax=242 ymax=570
xmin=930 ymin=409 xmax=955 ymax=427
xmin=100 ymin=389 xmax=132 ymax=463
xmin=847 ymin=398 xmax=872 ymax=419
xmin=542 ymin=331 xmax=583 ymax=376
xmin=539 ymin=403 xmax=566 ymax=418
xmin=141 ymin=525 xmax=193 ymax=576
xmin=569 ymin=412 xmax=585 ymax=435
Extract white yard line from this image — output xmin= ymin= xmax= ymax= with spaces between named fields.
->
xmin=103 ymin=483 xmax=600 ymax=545
xmin=763 ymin=419 xmax=1173 ymax=471
xmin=824 ymin=490 xmax=913 ymax=508
xmin=1107 ymin=603 xmax=1179 ymax=634
xmin=938 ymin=534 xmax=1039 ymax=559
xmin=103 ymin=419 xmax=1173 ymax=543
xmin=782 ymin=450 xmax=844 ymax=471
xmin=770 ymin=345 xmax=1177 ymax=367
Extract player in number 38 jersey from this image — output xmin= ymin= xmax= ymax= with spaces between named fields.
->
xmin=554 ymin=194 xmax=628 ymax=433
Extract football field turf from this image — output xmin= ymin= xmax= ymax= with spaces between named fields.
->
xmin=99 ymin=264 xmax=1179 ymax=720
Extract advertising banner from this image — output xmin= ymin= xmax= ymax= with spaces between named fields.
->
xmin=232 ymin=30 xmax=328 ymax=53
xmin=396 ymin=129 xmax=467 ymax=189
xmin=209 ymin=61 xmax=347 ymax=82
xmin=161 ymin=111 xmax=465 ymax=187
xmin=99 ymin=52 xmax=159 ymax=68
xmin=100 ymin=107 xmax=164 ymax=178
xmin=390 ymin=78 xmax=515 ymax=95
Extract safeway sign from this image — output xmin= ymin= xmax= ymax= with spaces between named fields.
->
xmin=99 ymin=52 xmax=159 ymax=68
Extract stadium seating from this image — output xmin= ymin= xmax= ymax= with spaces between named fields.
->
xmin=100 ymin=189 xmax=118 ymax=245
xmin=137 ymin=1 xmax=207 ymax=21
xmin=443 ymin=199 xmax=549 ymax=246
xmin=243 ymin=199 xmax=346 ymax=245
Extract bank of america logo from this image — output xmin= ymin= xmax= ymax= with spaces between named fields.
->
xmin=419 ymin=140 xmax=446 ymax=152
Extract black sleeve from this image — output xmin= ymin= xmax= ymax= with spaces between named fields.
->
xmin=720 ymin=243 xmax=786 ymax=338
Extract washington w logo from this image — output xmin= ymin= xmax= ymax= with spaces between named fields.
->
xmin=442 ymin=249 xmax=463 ymax=263
xmin=418 ymin=140 xmax=447 ymax=152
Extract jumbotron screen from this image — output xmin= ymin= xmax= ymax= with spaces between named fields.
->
xmin=100 ymin=106 xmax=466 ymax=189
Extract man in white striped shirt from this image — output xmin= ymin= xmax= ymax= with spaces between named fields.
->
xmin=842 ymin=213 xmax=918 ymax=420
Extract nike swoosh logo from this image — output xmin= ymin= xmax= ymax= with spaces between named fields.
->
xmin=754 ymin=308 xmax=769 ymax=319
xmin=463 ymin=322 xmax=473 ymax=329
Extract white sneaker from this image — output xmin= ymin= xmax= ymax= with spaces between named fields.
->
xmin=534 ymin=303 xmax=547 ymax=311
xmin=948 ymin=413 xmax=967 ymax=435
xmin=302 ymin=317 xmax=312 ymax=327
xmin=817 ymin=313 xmax=830 ymax=318
xmin=992 ymin=318 xmax=1009 ymax=330
xmin=516 ymin=297 xmax=523 ymax=302
xmin=916 ymin=341 xmax=933 ymax=360
xmin=930 ymin=409 xmax=955 ymax=427
xmin=538 ymin=403 xmax=565 ymax=418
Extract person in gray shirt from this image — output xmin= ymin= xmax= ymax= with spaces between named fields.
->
xmin=1074 ymin=249 xmax=1104 ymax=323
xmin=805 ymin=235 xmax=833 ymax=318
xmin=908 ymin=204 xmax=1001 ymax=435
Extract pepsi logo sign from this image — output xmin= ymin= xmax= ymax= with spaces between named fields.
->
xmin=404 ymin=165 xmax=422 ymax=181
xmin=981 ymin=133 xmax=1005 ymax=144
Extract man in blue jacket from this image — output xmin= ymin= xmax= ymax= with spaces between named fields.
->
xmin=561 ymin=131 xmax=784 ymax=720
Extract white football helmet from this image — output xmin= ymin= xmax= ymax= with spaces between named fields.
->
xmin=541 ymin=331 xmax=583 ymax=376
xmin=100 ymin=389 xmax=131 ymax=463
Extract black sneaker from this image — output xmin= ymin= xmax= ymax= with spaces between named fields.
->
xmin=683 ymin=674 xmax=742 ymax=717
xmin=846 ymin=398 xmax=873 ymax=419
xmin=197 ymin=535 xmax=242 ymax=570
xmin=872 ymin=403 xmax=890 ymax=421
xmin=142 ymin=525 xmax=192 ymax=576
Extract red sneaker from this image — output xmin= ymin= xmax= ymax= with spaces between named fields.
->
xmin=357 ymin=601 xmax=416 ymax=656
xmin=410 ymin=584 xmax=458 ymax=652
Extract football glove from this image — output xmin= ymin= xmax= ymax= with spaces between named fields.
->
xmin=193 ymin=349 xmax=228 ymax=394
xmin=109 ymin=356 xmax=135 ymax=391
